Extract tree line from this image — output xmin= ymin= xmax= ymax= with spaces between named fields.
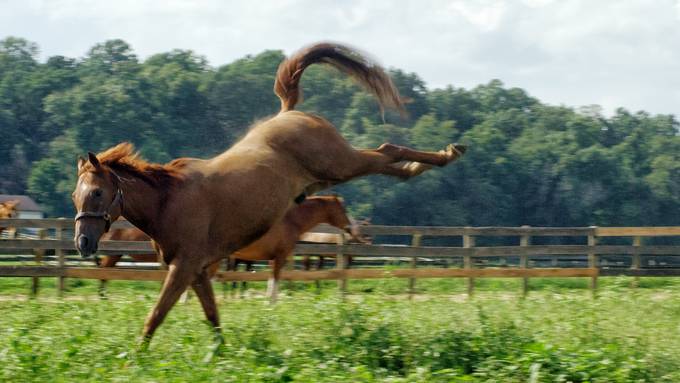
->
xmin=1 ymin=37 xmax=678 ymax=227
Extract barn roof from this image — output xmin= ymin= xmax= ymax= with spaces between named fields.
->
xmin=0 ymin=195 xmax=43 ymax=212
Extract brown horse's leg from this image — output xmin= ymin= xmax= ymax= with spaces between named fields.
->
xmin=227 ymin=258 xmax=238 ymax=294
xmin=315 ymin=256 xmax=324 ymax=290
xmin=267 ymin=256 xmax=286 ymax=304
xmin=191 ymin=270 xmax=221 ymax=333
xmin=304 ymin=143 xmax=464 ymax=195
xmin=191 ymin=269 xmax=224 ymax=359
xmin=242 ymin=261 xmax=253 ymax=292
xmin=98 ymin=255 xmax=121 ymax=298
xmin=367 ymin=143 xmax=464 ymax=179
xmin=376 ymin=143 xmax=459 ymax=165
xmin=141 ymin=259 xmax=197 ymax=345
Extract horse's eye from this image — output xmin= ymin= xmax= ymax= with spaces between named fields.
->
xmin=93 ymin=189 xmax=103 ymax=198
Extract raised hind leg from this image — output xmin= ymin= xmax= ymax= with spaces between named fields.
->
xmin=374 ymin=143 xmax=465 ymax=167
xmin=368 ymin=143 xmax=466 ymax=179
xmin=305 ymin=143 xmax=465 ymax=194
xmin=141 ymin=258 xmax=197 ymax=346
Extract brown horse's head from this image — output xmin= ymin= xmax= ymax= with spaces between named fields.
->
xmin=0 ymin=200 xmax=20 ymax=219
xmin=72 ymin=152 xmax=124 ymax=257
xmin=319 ymin=196 xmax=371 ymax=244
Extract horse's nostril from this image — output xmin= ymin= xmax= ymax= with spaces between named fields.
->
xmin=78 ymin=235 xmax=89 ymax=251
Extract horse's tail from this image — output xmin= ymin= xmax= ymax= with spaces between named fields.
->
xmin=274 ymin=42 xmax=405 ymax=114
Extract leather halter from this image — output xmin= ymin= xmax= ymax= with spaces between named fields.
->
xmin=74 ymin=186 xmax=124 ymax=233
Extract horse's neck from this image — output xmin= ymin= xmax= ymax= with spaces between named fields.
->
xmin=117 ymin=173 xmax=167 ymax=240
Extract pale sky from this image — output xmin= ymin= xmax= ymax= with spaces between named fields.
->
xmin=2 ymin=0 xmax=680 ymax=118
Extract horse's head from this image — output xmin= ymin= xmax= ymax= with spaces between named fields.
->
xmin=72 ymin=152 xmax=124 ymax=257
xmin=320 ymin=196 xmax=371 ymax=244
xmin=0 ymin=200 xmax=20 ymax=219
xmin=347 ymin=217 xmax=372 ymax=244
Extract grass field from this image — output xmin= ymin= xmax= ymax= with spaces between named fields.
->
xmin=2 ymin=277 xmax=680 ymax=382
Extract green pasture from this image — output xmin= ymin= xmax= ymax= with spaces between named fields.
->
xmin=2 ymin=277 xmax=680 ymax=382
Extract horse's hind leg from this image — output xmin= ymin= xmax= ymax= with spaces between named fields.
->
xmin=374 ymin=143 xmax=465 ymax=167
xmin=350 ymin=143 xmax=464 ymax=181
xmin=267 ymin=255 xmax=287 ymax=304
xmin=141 ymin=259 xmax=197 ymax=345
xmin=309 ymin=143 xmax=465 ymax=190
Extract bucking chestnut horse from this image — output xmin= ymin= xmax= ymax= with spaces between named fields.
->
xmin=72 ymin=42 xmax=466 ymax=346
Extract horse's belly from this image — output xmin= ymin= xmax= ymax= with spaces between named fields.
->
xmin=189 ymin=151 xmax=312 ymax=257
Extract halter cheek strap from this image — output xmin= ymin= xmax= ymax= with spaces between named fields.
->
xmin=74 ymin=188 xmax=124 ymax=232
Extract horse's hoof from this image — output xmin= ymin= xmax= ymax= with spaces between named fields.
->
xmin=452 ymin=143 xmax=467 ymax=155
xmin=202 ymin=334 xmax=225 ymax=363
xmin=444 ymin=143 xmax=466 ymax=163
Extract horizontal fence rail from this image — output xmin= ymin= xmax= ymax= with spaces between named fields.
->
xmin=1 ymin=218 xmax=680 ymax=297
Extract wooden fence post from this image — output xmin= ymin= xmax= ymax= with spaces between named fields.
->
xmin=463 ymin=231 xmax=475 ymax=298
xmin=632 ymin=236 xmax=641 ymax=288
xmin=31 ymin=229 xmax=48 ymax=296
xmin=336 ymin=233 xmax=347 ymax=297
xmin=408 ymin=234 xmax=422 ymax=298
xmin=56 ymin=221 xmax=65 ymax=296
xmin=520 ymin=226 xmax=531 ymax=297
xmin=588 ymin=227 xmax=598 ymax=297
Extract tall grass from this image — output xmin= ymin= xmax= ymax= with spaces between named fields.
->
xmin=1 ymin=278 xmax=680 ymax=381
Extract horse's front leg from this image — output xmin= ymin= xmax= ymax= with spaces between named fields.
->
xmin=141 ymin=257 xmax=197 ymax=347
xmin=190 ymin=266 xmax=225 ymax=361
xmin=191 ymin=269 xmax=222 ymax=339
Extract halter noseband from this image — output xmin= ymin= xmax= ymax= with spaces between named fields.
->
xmin=74 ymin=186 xmax=124 ymax=233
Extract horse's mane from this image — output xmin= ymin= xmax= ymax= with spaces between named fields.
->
xmin=85 ymin=142 xmax=184 ymax=187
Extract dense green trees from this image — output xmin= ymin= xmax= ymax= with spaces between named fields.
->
xmin=1 ymin=37 xmax=678 ymax=225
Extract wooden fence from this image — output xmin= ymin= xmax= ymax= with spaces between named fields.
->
xmin=1 ymin=218 xmax=680 ymax=297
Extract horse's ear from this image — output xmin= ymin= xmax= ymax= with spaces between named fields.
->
xmin=77 ymin=155 xmax=86 ymax=171
xmin=4 ymin=200 xmax=20 ymax=209
xmin=87 ymin=152 xmax=101 ymax=169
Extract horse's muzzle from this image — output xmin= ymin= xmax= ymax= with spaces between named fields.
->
xmin=76 ymin=234 xmax=98 ymax=257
